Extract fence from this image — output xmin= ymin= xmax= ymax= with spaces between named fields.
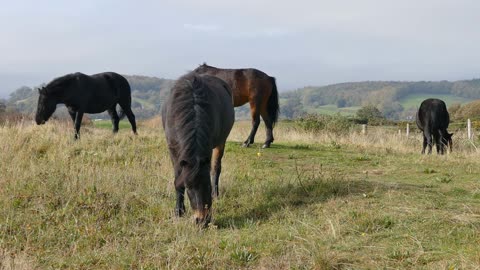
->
xmin=360 ymin=119 xmax=479 ymax=140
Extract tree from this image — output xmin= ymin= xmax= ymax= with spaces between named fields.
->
xmin=336 ymin=98 xmax=347 ymax=108
xmin=356 ymin=105 xmax=384 ymax=123
xmin=0 ymin=100 xmax=5 ymax=113
xmin=282 ymin=94 xmax=303 ymax=119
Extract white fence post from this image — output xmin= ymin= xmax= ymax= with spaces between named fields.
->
xmin=362 ymin=124 xmax=367 ymax=135
xmin=467 ymin=119 xmax=472 ymax=140
xmin=406 ymin=123 xmax=410 ymax=138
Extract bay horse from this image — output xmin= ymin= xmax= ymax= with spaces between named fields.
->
xmin=162 ymin=72 xmax=234 ymax=225
xmin=35 ymin=72 xmax=137 ymax=139
xmin=193 ymin=63 xmax=279 ymax=148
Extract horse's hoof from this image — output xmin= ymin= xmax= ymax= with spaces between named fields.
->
xmin=242 ymin=143 xmax=250 ymax=148
xmin=175 ymin=208 xmax=185 ymax=217
xmin=262 ymin=144 xmax=270 ymax=149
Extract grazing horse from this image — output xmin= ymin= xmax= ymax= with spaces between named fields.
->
xmin=193 ymin=63 xmax=279 ymax=148
xmin=35 ymin=72 xmax=137 ymax=139
xmin=416 ymin=98 xmax=453 ymax=154
xmin=162 ymin=72 xmax=234 ymax=225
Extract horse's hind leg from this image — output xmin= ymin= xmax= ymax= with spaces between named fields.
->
xmin=260 ymin=111 xmax=274 ymax=148
xmin=107 ymin=107 xmax=120 ymax=133
xmin=125 ymin=108 xmax=137 ymax=134
xmin=119 ymin=104 xmax=137 ymax=134
xmin=421 ymin=135 xmax=427 ymax=154
xmin=434 ymin=130 xmax=444 ymax=155
xmin=74 ymin=111 xmax=84 ymax=140
xmin=424 ymin=130 xmax=433 ymax=154
xmin=211 ymin=143 xmax=226 ymax=197
xmin=243 ymin=105 xmax=260 ymax=147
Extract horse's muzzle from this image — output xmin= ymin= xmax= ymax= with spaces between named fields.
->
xmin=193 ymin=209 xmax=211 ymax=227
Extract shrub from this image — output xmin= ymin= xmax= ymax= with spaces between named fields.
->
xmin=296 ymin=113 xmax=354 ymax=134
xmin=356 ymin=105 xmax=387 ymax=125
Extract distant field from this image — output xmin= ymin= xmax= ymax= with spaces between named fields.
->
xmin=295 ymin=93 xmax=473 ymax=117
xmin=399 ymin=93 xmax=472 ymax=110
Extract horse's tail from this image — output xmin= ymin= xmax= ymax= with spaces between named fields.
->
xmin=105 ymin=73 xmax=130 ymax=120
xmin=267 ymin=76 xmax=280 ymax=126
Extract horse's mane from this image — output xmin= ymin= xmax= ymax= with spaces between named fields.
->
xmin=43 ymin=73 xmax=80 ymax=95
xmin=170 ymin=73 xmax=212 ymax=187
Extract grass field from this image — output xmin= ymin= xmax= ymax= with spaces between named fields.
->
xmin=398 ymin=93 xmax=472 ymax=110
xmin=1 ymin=119 xmax=480 ymax=269
xmin=93 ymin=119 xmax=133 ymax=130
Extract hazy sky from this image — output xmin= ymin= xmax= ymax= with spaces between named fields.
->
xmin=1 ymin=0 xmax=480 ymax=97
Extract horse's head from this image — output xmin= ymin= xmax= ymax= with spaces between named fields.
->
xmin=35 ymin=87 xmax=57 ymax=125
xmin=180 ymin=158 xmax=213 ymax=226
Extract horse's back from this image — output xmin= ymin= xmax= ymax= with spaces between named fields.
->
xmin=202 ymin=75 xmax=235 ymax=141
xmin=93 ymin=72 xmax=130 ymax=92
xmin=417 ymin=99 xmax=450 ymax=131
xmin=163 ymin=73 xmax=234 ymax=147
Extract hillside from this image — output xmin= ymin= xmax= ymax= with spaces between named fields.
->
xmin=282 ymin=80 xmax=480 ymax=119
xmin=5 ymin=76 xmax=480 ymax=120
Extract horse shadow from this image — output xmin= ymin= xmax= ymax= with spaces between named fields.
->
xmin=214 ymin=176 xmax=423 ymax=229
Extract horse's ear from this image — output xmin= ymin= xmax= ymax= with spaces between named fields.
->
xmin=38 ymin=87 xmax=46 ymax=95
xmin=449 ymin=132 xmax=454 ymax=137
xmin=191 ymin=75 xmax=202 ymax=89
xmin=202 ymin=62 xmax=207 ymax=66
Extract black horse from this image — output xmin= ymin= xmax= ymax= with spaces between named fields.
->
xmin=416 ymin=98 xmax=453 ymax=154
xmin=193 ymin=63 xmax=279 ymax=148
xmin=162 ymin=72 xmax=234 ymax=225
xmin=35 ymin=72 xmax=137 ymax=139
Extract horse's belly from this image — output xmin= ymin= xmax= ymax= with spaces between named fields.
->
xmin=233 ymin=95 xmax=249 ymax=107
xmin=86 ymin=101 xmax=116 ymax=114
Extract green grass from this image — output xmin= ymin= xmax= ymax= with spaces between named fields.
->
xmin=1 ymin=121 xmax=480 ymax=269
xmin=93 ymin=119 xmax=132 ymax=130
xmin=399 ymin=93 xmax=472 ymax=110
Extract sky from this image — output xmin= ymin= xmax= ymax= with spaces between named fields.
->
xmin=1 ymin=0 xmax=480 ymax=98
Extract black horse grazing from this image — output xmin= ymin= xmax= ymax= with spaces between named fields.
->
xmin=416 ymin=98 xmax=453 ymax=154
xmin=162 ymin=72 xmax=234 ymax=225
xmin=35 ymin=72 xmax=137 ymax=139
xmin=193 ymin=63 xmax=279 ymax=148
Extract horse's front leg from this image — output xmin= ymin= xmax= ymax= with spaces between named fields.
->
xmin=67 ymin=107 xmax=76 ymax=124
xmin=74 ymin=111 xmax=84 ymax=140
xmin=211 ymin=144 xmax=225 ymax=197
xmin=175 ymin=186 xmax=186 ymax=217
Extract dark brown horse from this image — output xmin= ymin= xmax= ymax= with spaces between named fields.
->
xmin=35 ymin=72 xmax=137 ymax=139
xmin=162 ymin=72 xmax=234 ymax=225
xmin=194 ymin=63 xmax=279 ymax=148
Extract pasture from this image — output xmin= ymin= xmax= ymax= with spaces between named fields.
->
xmin=398 ymin=94 xmax=472 ymax=110
xmin=1 ymin=119 xmax=480 ymax=269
